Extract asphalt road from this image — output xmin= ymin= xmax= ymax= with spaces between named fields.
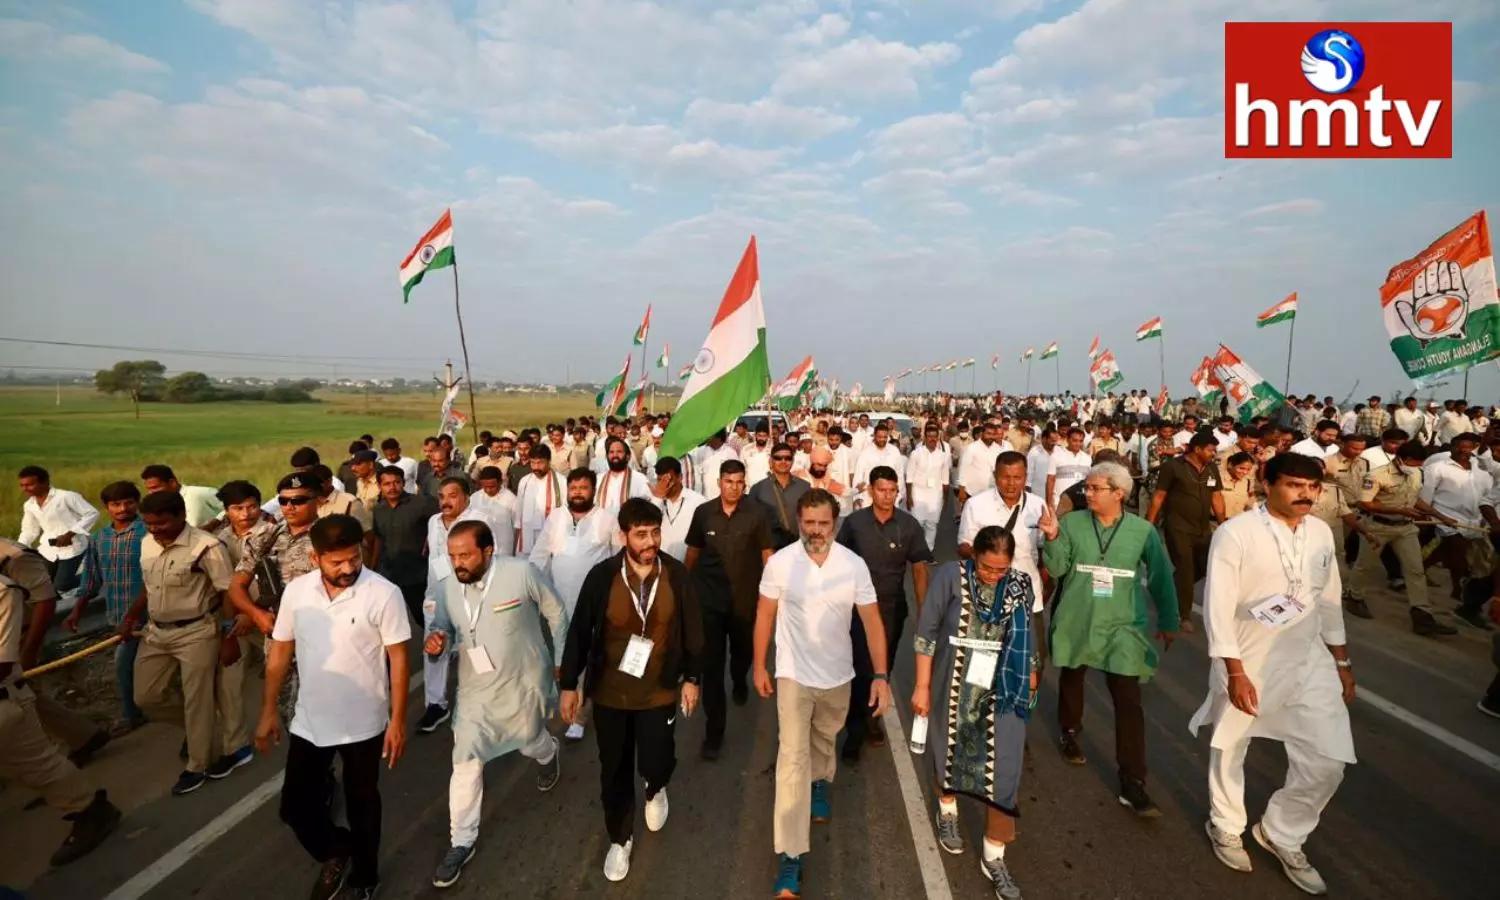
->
xmin=13 ymin=503 xmax=1500 ymax=900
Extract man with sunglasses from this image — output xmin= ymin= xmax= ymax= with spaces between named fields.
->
xmin=228 ymin=473 xmax=323 ymax=639
xmin=749 ymin=442 xmax=811 ymax=551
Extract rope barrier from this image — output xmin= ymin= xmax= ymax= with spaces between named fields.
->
xmin=23 ymin=634 xmax=123 ymax=678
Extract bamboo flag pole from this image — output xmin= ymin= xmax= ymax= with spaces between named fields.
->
xmin=1283 ymin=314 xmax=1296 ymax=396
xmin=450 ymin=260 xmax=481 ymax=450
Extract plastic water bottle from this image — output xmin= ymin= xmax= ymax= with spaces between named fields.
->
xmin=909 ymin=715 xmax=929 ymax=754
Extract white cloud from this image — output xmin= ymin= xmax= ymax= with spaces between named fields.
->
xmin=869 ymin=112 xmax=976 ymax=162
xmin=684 ymin=97 xmax=858 ymax=141
xmin=1243 ymin=199 xmax=1325 ymax=218
xmin=526 ymin=124 xmax=787 ymax=181
xmin=0 ymin=18 xmax=169 ymax=72
xmin=773 ymin=36 xmax=961 ymax=103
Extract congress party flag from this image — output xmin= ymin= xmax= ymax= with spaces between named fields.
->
xmin=1022 ymin=347 xmax=1035 ymax=361
xmin=1040 ymin=342 xmax=1059 ymax=360
xmin=1256 ymin=293 xmax=1298 ymax=328
xmin=1380 ymin=210 xmax=1500 ymax=387
xmin=659 ymin=237 xmax=771 ymax=458
xmin=1135 ymin=317 xmax=1163 ymax=341
xmin=1089 ymin=350 xmax=1123 ymax=392
xmin=1210 ymin=345 xmax=1284 ymax=425
xmin=616 ymin=373 xmax=649 ymax=418
xmin=399 ymin=209 xmax=454 ymax=302
xmin=962 ymin=357 xmax=976 ymax=368
xmin=1190 ymin=356 xmax=1225 ymax=409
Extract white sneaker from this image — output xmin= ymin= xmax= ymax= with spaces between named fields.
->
xmin=1205 ymin=820 xmax=1252 ymax=873
xmin=565 ymin=722 xmax=586 ymax=742
xmin=644 ymin=788 xmax=669 ymax=832
xmin=603 ymin=839 xmax=633 ymax=882
xmin=1252 ymin=822 xmax=1327 ymax=895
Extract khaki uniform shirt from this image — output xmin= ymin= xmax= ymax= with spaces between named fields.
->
xmin=1220 ymin=473 xmax=1257 ymax=519
xmin=1311 ymin=453 xmax=1368 ymax=524
xmin=141 ymin=526 xmax=234 ymax=622
xmin=1 ymin=575 xmax=22 ymax=671
xmin=1358 ymin=463 xmax=1423 ymax=522
xmin=351 ymin=474 xmax=382 ymax=510
xmin=1088 ymin=436 xmax=1121 ymax=457
xmin=319 ymin=491 xmax=372 ymax=529
xmin=1006 ymin=427 xmax=1033 ymax=454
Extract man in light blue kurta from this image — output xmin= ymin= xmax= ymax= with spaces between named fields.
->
xmin=424 ymin=521 xmax=569 ymax=889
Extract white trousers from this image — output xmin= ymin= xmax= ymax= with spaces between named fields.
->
xmin=1209 ymin=737 xmax=1345 ymax=852
xmin=421 ymin=590 xmax=453 ymax=708
xmin=449 ymin=732 xmax=558 ymax=846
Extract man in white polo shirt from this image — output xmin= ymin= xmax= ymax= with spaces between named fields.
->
xmin=753 ymin=488 xmax=890 ymax=900
xmin=256 ymin=515 xmax=411 ymax=900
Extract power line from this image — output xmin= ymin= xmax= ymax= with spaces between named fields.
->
xmin=0 ymin=336 xmax=442 ymax=364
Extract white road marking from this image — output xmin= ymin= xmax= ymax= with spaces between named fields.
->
xmin=882 ymin=706 xmax=955 ymax=900
xmin=102 ymin=672 xmax=423 ymax=900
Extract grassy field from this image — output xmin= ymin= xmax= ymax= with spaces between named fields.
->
xmin=0 ymin=387 xmax=599 ymax=532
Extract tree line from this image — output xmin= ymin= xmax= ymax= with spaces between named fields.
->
xmin=94 ymin=360 xmax=318 ymax=417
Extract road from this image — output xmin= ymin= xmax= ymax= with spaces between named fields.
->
xmin=9 ymin=507 xmax=1500 ymax=900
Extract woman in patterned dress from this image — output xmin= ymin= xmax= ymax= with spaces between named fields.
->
xmin=912 ymin=526 xmax=1041 ymax=900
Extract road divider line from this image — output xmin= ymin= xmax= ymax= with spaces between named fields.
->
xmin=883 ymin=700 xmax=955 ymax=900
xmin=103 ymin=671 xmax=423 ymax=900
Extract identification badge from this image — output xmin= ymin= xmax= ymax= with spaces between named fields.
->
xmin=619 ymin=634 xmax=655 ymax=678
xmin=1078 ymin=564 xmax=1133 ymax=599
xmin=466 ymin=646 xmax=496 ymax=674
xmin=925 ymin=474 xmax=939 ymax=488
xmin=1250 ymin=594 xmax=1307 ymax=627
xmin=965 ymin=650 xmax=998 ymax=688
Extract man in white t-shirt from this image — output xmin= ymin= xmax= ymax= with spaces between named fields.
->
xmin=753 ymin=489 xmax=889 ymax=900
xmin=957 ymin=451 xmax=1047 ymax=609
xmin=957 ymin=422 xmax=1011 ymax=508
xmin=1046 ymin=427 xmax=1093 ymax=509
xmin=257 ymin=514 xmax=411 ymax=900
xmin=698 ymin=431 xmax=740 ymax=502
xmin=651 ymin=457 xmax=705 ymax=561
xmin=1289 ymin=420 xmax=1342 ymax=460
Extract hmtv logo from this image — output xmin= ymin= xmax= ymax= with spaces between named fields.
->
xmin=1225 ymin=22 xmax=1452 ymax=158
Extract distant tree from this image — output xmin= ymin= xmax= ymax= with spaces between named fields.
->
xmin=391 ymin=378 xmax=407 ymax=389
xmin=263 ymin=386 xmax=315 ymax=404
xmin=95 ymin=360 xmax=166 ymax=418
xmin=163 ymin=371 xmax=217 ymax=403
xmin=293 ymin=378 xmax=322 ymax=393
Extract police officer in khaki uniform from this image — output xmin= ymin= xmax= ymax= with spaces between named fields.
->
xmin=124 ymin=489 xmax=236 ymax=796
xmin=1312 ymin=433 xmax=1372 ymax=613
xmin=0 ymin=572 xmax=122 ymax=865
xmin=0 ymin=537 xmax=110 ymax=764
xmin=1354 ymin=441 xmax=1458 ymax=636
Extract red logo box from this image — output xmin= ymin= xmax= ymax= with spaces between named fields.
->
xmin=1224 ymin=22 xmax=1452 ymax=159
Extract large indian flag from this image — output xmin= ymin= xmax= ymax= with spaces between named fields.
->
xmin=1090 ymin=349 xmax=1123 ymax=392
xmin=1380 ymin=210 xmax=1500 ymax=387
xmin=1135 ymin=317 xmax=1163 ymax=341
xmin=1210 ymin=345 xmax=1284 ymax=425
xmin=659 ymin=237 xmax=771 ymax=458
xmin=1040 ymin=341 xmax=1059 ymax=360
xmin=399 ymin=209 xmax=454 ymax=302
xmin=1256 ymin=293 xmax=1298 ymax=328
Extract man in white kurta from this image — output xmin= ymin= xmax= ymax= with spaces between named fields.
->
xmin=515 ymin=452 xmax=566 ymax=555
xmin=904 ymin=424 xmax=950 ymax=552
xmin=956 ymin=423 xmax=1009 ymax=507
xmin=698 ymin=433 xmax=739 ymax=502
xmin=426 ymin=520 xmax=568 ymax=887
xmin=852 ymin=425 xmax=906 ymax=509
xmin=595 ymin=438 xmax=652 ymax=514
xmin=1190 ymin=453 xmax=1355 ymax=896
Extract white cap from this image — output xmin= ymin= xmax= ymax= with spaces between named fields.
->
xmin=651 ymin=426 xmax=664 ymax=437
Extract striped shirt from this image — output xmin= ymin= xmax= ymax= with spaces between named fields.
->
xmin=81 ymin=518 xmax=147 ymax=624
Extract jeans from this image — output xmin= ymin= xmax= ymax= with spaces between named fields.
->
xmin=49 ymin=554 xmax=84 ymax=595
xmin=115 ymin=636 xmax=144 ymax=722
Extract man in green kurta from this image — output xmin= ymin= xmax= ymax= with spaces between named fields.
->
xmin=1041 ymin=460 xmax=1179 ymax=817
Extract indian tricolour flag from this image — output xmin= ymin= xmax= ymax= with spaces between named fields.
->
xmin=616 ymin=373 xmax=649 ymax=417
xmin=1087 ymin=336 xmax=1100 ymax=359
xmin=1135 ymin=317 xmax=1163 ymax=341
xmin=1022 ymin=347 xmax=1034 ymax=361
xmin=399 ymin=209 xmax=454 ymax=303
xmin=1210 ymin=345 xmax=1284 ymax=425
xmin=1040 ymin=341 xmax=1059 ymax=360
xmin=659 ymin=237 xmax=771 ymax=458
xmin=633 ymin=305 xmax=652 ymax=346
xmin=595 ymin=354 xmax=632 ymax=413
xmin=773 ymin=355 xmax=816 ymax=412
xmin=1256 ymin=293 xmax=1298 ymax=328
xmin=656 ymin=344 xmax=669 ymax=370
xmin=678 ymin=363 xmax=692 ymax=381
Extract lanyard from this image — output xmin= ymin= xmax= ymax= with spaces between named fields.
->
xmin=661 ymin=496 xmax=686 ymax=526
xmin=1255 ymin=504 xmax=1306 ymax=598
xmin=1091 ymin=513 xmax=1122 ymax=560
xmin=460 ymin=564 xmax=495 ymax=636
xmin=620 ymin=558 xmax=661 ymax=634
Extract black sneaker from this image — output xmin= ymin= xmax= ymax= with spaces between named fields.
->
xmin=732 ymin=683 xmax=749 ymax=706
xmin=1455 ymin=607 xmax=1496 ymax=631
xmin=700 ymin=738 xmax=722 ymax=762
xmin=49 ymin=790 xmax=121 ymax=867
xmin=1059 ymin=730 xmax=1086 ymax=765
xmin=1411 ymin=609 xmax=1458 ymax=636
xmin=309 ymin=856 xmax=350 ymax=900
xmin=66 ymin=730 xmax=110 ymax=769
xmin=206 ymin=745 xmax=255 ymax=779
xmin=1479 ymin=695 xmax=1500 ymax=719
xmin=433 ymin=845 xmax=475 ymax=888
xmin=171 ymin=771 xmax=207 ymax=796
xmin=1118 ymin=778 xmax=1161 ymax=818
xmin=840 ymin=741 xmax=861 ymax=765
xmin=1342 ymin=598 xmax=1374 ymax=619
xmin=417 ymin=704 xmax=451 ymax=734
xmin=536 ymin=740 xmax=561 ymax=793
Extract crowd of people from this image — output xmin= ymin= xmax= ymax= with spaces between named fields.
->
xmin=2 ymin=389 xmax=1498 ymax=899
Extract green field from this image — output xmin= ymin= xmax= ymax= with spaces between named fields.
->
xmin=0 ymin=387 xmax=598 ymax=532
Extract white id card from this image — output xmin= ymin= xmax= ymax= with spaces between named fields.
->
xmin=466 ymin=646 xmax=495 ymax=674
xmin=965 ymin=650 xmax=998 ymax=688
xmin=619 ymin=634 xmax=655 ymax=678
xmin=1250 ymin=594 xmax=1306 ymax=627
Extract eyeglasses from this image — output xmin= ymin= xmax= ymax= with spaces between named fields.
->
xmin=772 ymin=454 xmax=794 ymax=462
xmin=278 ymin=495 xmax=315 ymax=506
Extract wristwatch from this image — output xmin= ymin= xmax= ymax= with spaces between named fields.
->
xmin=1334 ymin=659 xmax=1353 ymax=669
xmin=871 ymin=673 xmax=890 ymax=683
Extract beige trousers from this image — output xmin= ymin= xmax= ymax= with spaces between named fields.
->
xmin=217 ymin=632 xmax=264 ymax=753
xmin=134 ymin=618 xmax=220 ymax=773
xmin=773 ymin=678 xmax=851 ymax=858
xmin=1355 ymin=521 xmax=1430 ymax=612
xmin=36 ymin=691 xmax=102 ymax=752
xmin=0 ymin=683 xmax=95 ymax=813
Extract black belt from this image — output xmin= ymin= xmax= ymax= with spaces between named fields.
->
xmin=157 ymin=611 xmax=215 ymax=628
xmin=1366 ymin=514 xmax=1409 ymax=527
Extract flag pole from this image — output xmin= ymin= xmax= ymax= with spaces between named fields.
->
xmin=970 ymin=366 xmax=975 ymax=396
xmin=1054 ymin=355 xmax=1061 ymax=395
xmin=1158 ymin=335 xmax=1166 ymax=395
xmin=450 ymin=259 xmax=480 ymax=450
xmin=1025 ymin=358 xmax=1033 ymax=395
xmin=1283 ymin=315 xmax=1296 ymax=396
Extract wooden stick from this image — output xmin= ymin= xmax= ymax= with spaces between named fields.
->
xmin=24 ymin=634 xmax=123 ymax=678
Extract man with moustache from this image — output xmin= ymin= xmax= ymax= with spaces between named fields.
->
xmin=530 ymin=468 xmax=622 ymax=742
xmin=561 ymin=499 xmax=703 ymax=882
xmin=368 ymin=468 xmax=439 ymax=624
xmin=515 ymin=445 xmax=566 ymax=555
xmin=596 ymin=437 xmax=653 ymax=513
xmin=905 ymin=422 xmax=952 ymax=553
xmin=743 ymin=423 xmax=774 ymax=486
xmin=425 ymin=521 xmax=569 ymax=888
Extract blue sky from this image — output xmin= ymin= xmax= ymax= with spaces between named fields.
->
xmin=1 ymin=0 xmax=1497 ymax=401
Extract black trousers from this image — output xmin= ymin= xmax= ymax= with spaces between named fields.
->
xmin=593 ymin=704 xmax=676 ymax=845
xmin=1164 ymin=528 xmax=1210 ymax=621
xmin=398 ymin=583 xmax=425 ymax=623
xmin=700 ymin=603 xmax=752 ymax=745
xmin=1056 ymin=666 xmax=1147 ymax=783
xmin=280 ymin=732 xmax=383 ymax=888
xmin=844 ymin=600 xmax=907 ymax=752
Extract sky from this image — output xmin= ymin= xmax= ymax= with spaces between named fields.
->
xmin=1 ymin=0 xmax=1497 ymax=401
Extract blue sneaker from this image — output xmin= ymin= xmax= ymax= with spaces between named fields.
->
xmin=772 ymin=853 xmax=802 ymax=899
xmin=810 ymin=780 xmax=831 ymax=824
xmin=206 ymin=745 xmax=255 ymax=780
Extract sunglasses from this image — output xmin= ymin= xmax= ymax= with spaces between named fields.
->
xmin=772 ymin=454 xmax=794 ymax=462
xmin=278 ymin=495 xmax=315 ymax=506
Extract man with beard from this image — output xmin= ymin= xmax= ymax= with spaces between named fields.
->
xmin=530 ymin=468 xmax=622 ymax=741
xmin=418 ymin=437 xmax=471 ymax=499
xmin=1193 ymin=453 xmax=1355 ymax=896
xmin=425 ymin=521 xmax=568 ymax=888
xmin=561 ymin=498 xmax=703 ymax=882
xmin=853 ymin=424 xmax=906 ymax=510
xmin=258 ymin=515 xmax=410 ymax=900
xmin=743 ymin=422 xmax=773 ymax=486
xmin=803 ymin=446 xmax=851 ymax=514
xmin=1290 ymin=421 xmax=1342 ymax=460
xmin=515 ymin=445 xmax=565 ymax=554
xmin=905 ymin=422 xmax=951 ymax=553
xmin=369 ymin=468 xmax=439 ymax=625
xmin=697 ymin=430 xmax=740 ymax=502
xmin=596 ymin=436 xmax=652 ymax=513
xmin=685 ymin=460 xmax=775 ymax=760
